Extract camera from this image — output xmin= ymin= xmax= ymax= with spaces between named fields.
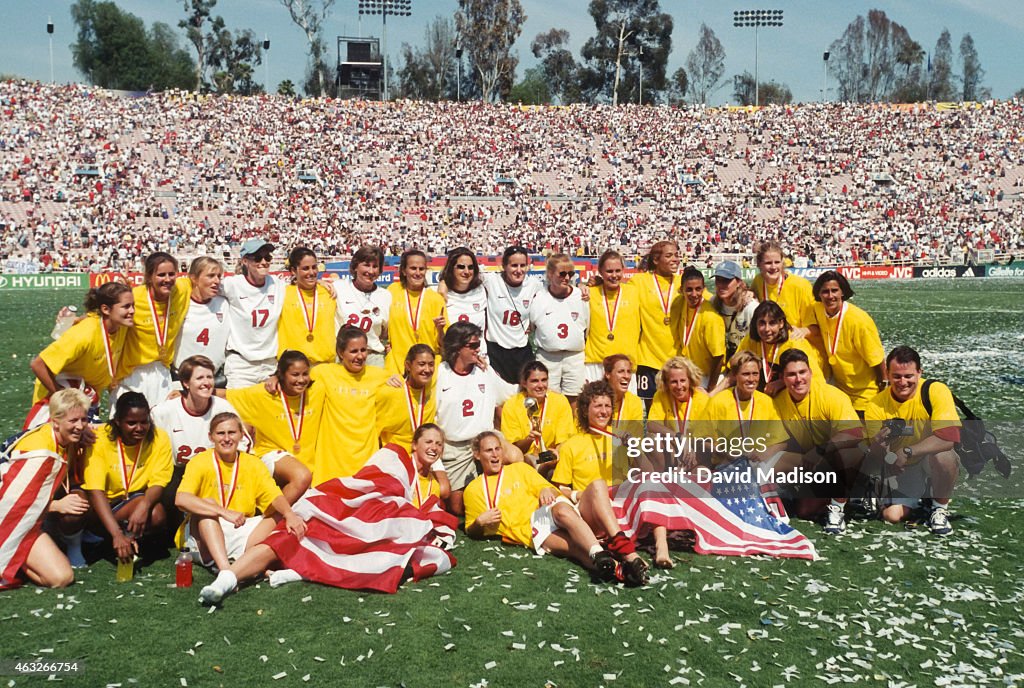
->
xmin=882 ymin=418 xmax=914 ymax=439
xmin=537 ymin=450 xmax=557 ymax=464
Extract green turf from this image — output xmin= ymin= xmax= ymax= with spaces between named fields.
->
xmin=1 ymin=280 xmax=1022 ymax=687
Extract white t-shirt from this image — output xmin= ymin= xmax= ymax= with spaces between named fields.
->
xmin=334 ymin=278 xmax=392 ymax=354
xmin=716 ymin=297 xmax=759 ymax=358
xmin=151 ymin=395 xmax=250 ymax=467
xmin=528 ymin=287 xmax=589 ymax=353
xmin=220 ymin=274 xmax=286 ymax=360
xmin=445 ymin=284 xmax=488 ymax=356
xmin=483 ymin=272 xmax=540 ymax=349
xmin=434 ymin=363 xmax=516 ymax=442
xmin=174 ymin=296 xmax=230 ymax=370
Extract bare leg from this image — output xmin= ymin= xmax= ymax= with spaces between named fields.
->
xmin=652 ymin=526 xmax=673 ymax=569
xmin=881 ymin=504 xmax=911 ymax=524
xmin=929 ymin=450 xmax=959 ymax=506
xmin=540 ymin=530 xmax=594 ymax=569
xmin=193 ymin=516 xmax=230 ymax=571
xmin=227 ymin=543 xmax=280 ymax=584
xmin=577 ymin=480 xmax=643 ymax=565
xmin=273 ymin=456 xmax=312 ymax=505
xmin=446 ymin=489 xmax=465 ymax=517
xmin=243 ymin=517 xmax=279 ymax=552
xmin=22 ymin=533 xmax=73 ymax=588
xmin=550 ymin=502 xmax=600 ymax=553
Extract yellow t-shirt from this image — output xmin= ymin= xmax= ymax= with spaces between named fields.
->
xmin=648 ymin=388 xmax=709 ymax=431
xmin=225 ymin=382 xmax=326 ymax=469
xmin=635 ymin=272 xmax=680 ymax=369
xmin=611 ymin=392 xmax=645 ymax=441
xmin=33 ymin=313 xmax=129 ymax=403
xmin=82 ymin=427 xmax=173 ymax=500
xmin=864 ymin=379 xmax=961 ymax=464
xmin=704 ymin=389 xmax=788 ymax=450
xmin=375 ymin=382 xmax=438 ymax=451
xmin=311 ymin=363 xmax=389 ymax=482
xmin=384 ymin=285 xmax=446 ymax=375
xmin=803 ymin=302 xmax=885 ymax=411
xmin=500 ymin=391 xmax=575 ymax=454
xmin=773 ymin=380 xmax=862 ymax=451
xmin=736 ymin=336 xmax=825 ymax=387
xmin=411 ymin=472 xmax=442 ymax=509
xmin=673 ymin=299 xmax=726 ymax=379
xmin=277 ymin=284 xmax=338 ymax=364
xmin=585 ymin=283 xmax=642 ymax=364
xmin=551 ymin=430 xmax=625 ymax=491
xmin=750 ymin=273 xmax=814 ymax=328
xmin=464 ymin=462 xmax=557 ymax=547
xmin=119 ymin=277 xmax=192 ymax=376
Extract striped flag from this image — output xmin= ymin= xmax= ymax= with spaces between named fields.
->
xmin=611 ymin=459 xmax=817 ymax=560
xmin=262 ymin=444 xmax=457 ymax=593
xmin=0 ymin=450 xmax=67 ymax=586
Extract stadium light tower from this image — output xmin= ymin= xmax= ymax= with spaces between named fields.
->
xmin=358 ymin=0 xmax=412 ymax=102
xmin=263 ymin=35 xmax=271 ymax=94
xmin=733 ymin=9 xmax=783 ymax=107
xmin=47 ymin=17 xmax=54 ymax=84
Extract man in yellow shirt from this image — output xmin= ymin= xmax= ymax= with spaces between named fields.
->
xmin=863 ymin=346 xmax=961 ymax=535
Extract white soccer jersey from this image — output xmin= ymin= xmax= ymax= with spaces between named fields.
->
xmin=174 ymin=296 xmax=230 ymax=370
xmin=435 ymin=363 xmax=516 ymax=442
xmin=220 ymin=274 xmax=286 ymax=360
xmin=528 ymin=287 xmax=589 ymax=353
xmin=151 ymin=395 xmax=251 ymax=467
xmin=334 ymin=278 xmax=392 ymax=353
xmin=483 ymin=272 xmax=540 ymax=349
xmin=445 ymin=284 xmax=488 ymax=356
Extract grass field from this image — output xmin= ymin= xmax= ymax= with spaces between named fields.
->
xmin=1 ymin=280 xmax=1022 ymax=687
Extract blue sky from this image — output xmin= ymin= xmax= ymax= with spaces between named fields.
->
xmin=1 ymin=0 xmax=1022 ymax=103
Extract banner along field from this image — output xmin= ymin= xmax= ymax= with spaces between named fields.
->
xmin=0 ymin=279 xmax=1021 ymax=687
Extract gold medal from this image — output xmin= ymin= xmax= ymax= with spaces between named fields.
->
xmin=293 ymin=442 xmax=301 ymax=454
xmin=663 ymin=317 xmax=671 ymax=325
xmin=607 ymin=333 xmax=615 ymax=341
xmin=828 ymin=355 xmax=838 ymax=366
xmin=158 ymin=345 xmax=167 ymax=358
xmin=306 ymin=334 xmax=314 ymax=342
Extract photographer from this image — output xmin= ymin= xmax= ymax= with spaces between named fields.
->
xmin=863 ymin=346 xmax=961 ymax=535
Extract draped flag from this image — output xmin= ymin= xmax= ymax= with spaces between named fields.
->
xmin=263 ymin=444 xmax=457 ymax=593
xmin=611 ymin=459 xmax=817 ymax=560
xmin=0 ymin=450 xmax=67 ymax=586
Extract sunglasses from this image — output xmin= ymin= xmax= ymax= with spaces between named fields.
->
xmin=455 ymin=263 xmax=475 ymax=271
xmin=250 ymin=253 xmax=273 ymax=264
xmin=557 ymin=270 xmax=576 ymax=278
xmin=464 ymin=341 xmax=481 ymax=350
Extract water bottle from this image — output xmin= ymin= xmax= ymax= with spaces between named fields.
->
xmin=50 ymin=305 xmax=79 ymax=340
xmin=175 ymin=549 xmax=193 ymax=588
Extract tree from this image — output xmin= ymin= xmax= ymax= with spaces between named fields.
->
xmin=397 ymin=16 xmax=458 ymax=101
xmin=685 ymin=23 xmax=724 ymax=105
xmin=930 ymin=29 xmax=955 ymax=101
xmin=149 ymin=22 xmax=197 ymax=90
xmin=666 ymin=66 xmax=687 ymax=105
xmin=455 ymin=0 xmax=526 ymax=102
xmin=532 ymin=29 xmax=579 ymax=104
xmin=277 ymin=79 xmax=296 ymax=96
xmin=579 ymin=0 xmax=673 ymax=105
xmin=959 ymin=33 xmax=985 ymax=101
xmin=180 ymin=0 xmax=216 ymax=90
xmin=827 ymin=10 xmax=920 ymax=102
xmin=508 ymin=66 xmax=551 ymax=104
xmin=732 ymin=71 xmax=791 ymax=106
xmin=206 ymin=19 xmax=263 ymax=95
xmin=279 ymin=0 xmax=334 ymax=96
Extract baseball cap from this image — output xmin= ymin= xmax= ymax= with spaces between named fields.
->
xmin=240 ymin=238 xmax=274 ymax=258
xmin=714 ymin=260 xmax=743 ymax=280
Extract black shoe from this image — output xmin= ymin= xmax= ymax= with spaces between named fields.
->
xmin=592 ymin=550 xmax=618 ymax=583
xmin=621 ymin=557 xmax=650 ymax=587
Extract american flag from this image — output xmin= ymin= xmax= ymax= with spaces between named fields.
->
xmin=0 ymin=450 xmax=67 ymax=586
xmin=262 ymin=444 xmax=457 ymax=593
xmin=612 ymin=459 xmax=817 ymax=560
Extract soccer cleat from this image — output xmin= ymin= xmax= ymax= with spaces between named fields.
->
xmin=592 ymin=550 xmax=619 ymax=583
xmin=621 ymin=557 xmax=650 ymax=587
xmin=823 ymin=504 xmax=847 ymax=535
xmin=928 ymin=506 xmax=953 ymax=536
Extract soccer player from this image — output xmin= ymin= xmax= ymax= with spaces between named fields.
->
xmin=83 ymin=392 xmax=173 ymax=565
xmin=384 ymin=250 xmax=447 ymax=375
xmin=174 ymin=257 xmax=229 ymax=380
xmin=736 ymin=301 xmax=823 ymax=396
xmin=437 ymin=248 xmax=489 ymax=357
xmin=750 ymin=241 xmax=814 ymax=332
xmin=501 ymin=362 xmax=575 ymax=473
xmin=334 ymin=245 xmax=392 ymax=369
xmin=220 ymin=239 xmax=287 ymax=388
xmin=482 ymin=246 xmax=541 ymax=384
xmin=603 ymin=354 xmax=645 ymax=443
xmin=376 ymin=344 xmax=438 ymax=450
xmin=864 ymin=346 xmax=961 ymax=535
xmin=585 ymin=250 xmax=641 ymax=387
xmin=407 ymin=423 xmax=451 ymax=509
xmin=464 ymin=431 xmax=627 ymax=584
xmin=528 ymin=253 xmax=589 ymax=400
xmin=278 ymin=247 xmax=337 ymax=366
xmin=28 ymin=282 xmax=135 ymax=428
xmin=646 ymin=356 xmax=710 ymax=469
xmin=0 ymin=389 xmax=92 ymax=588
xmin=634 ymin=241 xmax=681 ymax=403
xmin=711 ymin=260 xmax=759 ymax=363
xmin=772 ymin=349 xmax=863 ymax=534
xmin=804 ymin=270 xmax=886 ymax=413
xmin=673 ymin=266 xmax=725 ymax=390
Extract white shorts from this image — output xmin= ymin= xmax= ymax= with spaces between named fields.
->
xmin=260 ymin=450 xmax=289 ymax=475
xmin=111 ymin=361 xmax=173 ymax=412
xmin=186 ymin=515 xmax=265 ymax=567
xmin=884 ymin=457 xmax=932 ymax=509
xmin=529 ymin=496 xmax=579 ymax=555
xmin=584 ymin=363 xmax=637 ymax=394
xmin=537 ymin=350 xmax=586 ymax=396
xmin=225 ymin=352 xmax=277 ymax=389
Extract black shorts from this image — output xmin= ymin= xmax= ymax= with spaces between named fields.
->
xmin=635 ymin=365 xmax=659 ymax=400
xmin=486 ymin=341 xmax=535 ymax=384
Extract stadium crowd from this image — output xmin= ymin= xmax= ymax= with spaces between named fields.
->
xmin=1 ymin=80 xmax=1022 ymax=272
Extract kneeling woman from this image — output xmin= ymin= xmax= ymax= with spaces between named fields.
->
xmin=175 ymin=412 xmax=305 ymax=576
xmin=83 ymin=392 xmax=173 ymax=564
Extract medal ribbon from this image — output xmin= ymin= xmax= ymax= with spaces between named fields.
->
xmin=406 ymin=289 xmax=423 ymax=334
xmin=280 ymin=391 xmax=306 ymax=448
xmin=100 ymin=319 xmax=116 ymax=380
xmin=761 ymin=342 xmax=779 ymax=383
xmin=483 ymin=466 xmax=504 ymax=509
xmin=762 ymin=273 xmax=786 ymax=303
xmin=297 ymin=286 xmax=318 ymax=336
xmin=116 ymin=438 xmax=144 ymax=493
xmin=147 ymin=288 xmax=170 ymax=352
xmin=213 ymin=452 xmax=241 ymax=509
xmin=414 ymin=473 xmax=434 ymax=508
xmin=682 ymin=299 xmax=701 ymax=348
xmin=404 ymin=384 xmax=426 ymax=431
xmin=671 ymin=396 xmax=693 ymax=435
xmin=826 ymin=303 xmax=847 ymax=358
xmin=734 ymin=389 xmax=755 ymax=440
xmin=653 ymin=274 xmax=673 ymax=320
xmin=602 ymin=286 xmax=621 ymax=335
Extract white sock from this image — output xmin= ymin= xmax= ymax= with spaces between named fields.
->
xmin=213 ymin=570 xmax=237 ymax=594
xmin=830 ymin=499 xmax=845 ymax=509
xmin=588 ymin=544 xmax=603 ymax=560
xmin=268 ymin=568 xmax=303 ymax=588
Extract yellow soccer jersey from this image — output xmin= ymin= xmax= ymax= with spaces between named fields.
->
xmin=411 ymin=471 xmax=442 ymax=509
xmin=773 ymin=380 xmax=862 ymax=451
xmin=384 ymin=285 xmax=446 ymax=375
xmin=225 ymin=382 xmax=326 ymax=469
xmin=635 ymin=272 xmax=680 ymax=369
xmin=751 ymin=273 xmax=814 ymax=328
xmin=119 ymin=278 xmax=192 ymax=377
xmin=311 ymin=363 xmax=389 ymax=482
xmin=33 ymin=313 xmax=129 ymax=403
xmin=673 ymin=299 xmax=726 ymax=379
xmin=376 ymin=382 xmax=438 ymax=450
xmin=864 ymin=379 xmax=961 ymax=464
xmin=12 ymin=424 xmax=62 ymax=454
xmin=803 ymin=302 xmax=885 ymax=411
xmin=551 ymin=430 xmax=625 ymax=491
xmin=704 ymin=389 xmax=788 ymax=450
xmin=648 ymin=388 xmax=709 ymax=432
xmin=82 ymin=427 xmax=173 ymax=500
xmin=585 ymin=283 xmax=642 ymax=364
xmin=501 ymin=392 xmax=575 ymax=454
xmin=736 ymin=336 xmax=824 ymax=387
xmin=465 ymin=462 xmax=557 ymax=548
xmin=277 ymin=284 xmax=338 ymax=364
xmin=611 ymin=391 xmax=645 ymax=442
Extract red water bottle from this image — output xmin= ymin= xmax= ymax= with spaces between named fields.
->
xmin=175 ymin=549 xmax=193 ymax=588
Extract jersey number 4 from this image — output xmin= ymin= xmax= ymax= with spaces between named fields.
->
xmin=196 ymin=328 xmax=210 ymax=346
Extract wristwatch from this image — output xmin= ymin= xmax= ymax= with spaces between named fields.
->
xmin=902 ymin=446 xmax=913 ymax=461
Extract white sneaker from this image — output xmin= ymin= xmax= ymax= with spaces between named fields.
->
xmin=928 ymin=506 xmax=952 ymax=536
xmin=823 ymin=504 xmax=846 ymax=535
